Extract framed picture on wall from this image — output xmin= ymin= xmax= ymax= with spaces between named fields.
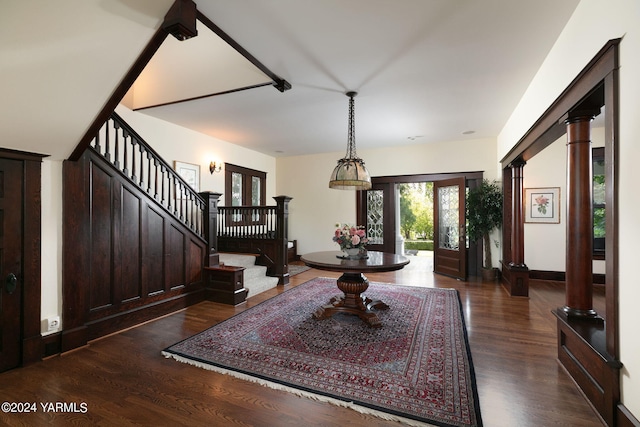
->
xmin=525 ymin=187 xmax=560 ymax=223
xmin=174 ymin=161 xmax=200 ymax=192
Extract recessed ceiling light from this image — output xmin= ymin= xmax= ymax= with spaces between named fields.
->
xmin=407 ymin=135 xmax=424 ymax=141
xmin=462 ymin=130 xmax=475 ymax=135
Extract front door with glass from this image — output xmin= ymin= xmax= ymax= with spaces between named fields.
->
xmin=433 ymin=177 xmax=466 ymax=280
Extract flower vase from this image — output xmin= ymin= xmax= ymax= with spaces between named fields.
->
xmin=343 ymin=248 xmax=363 ymax=259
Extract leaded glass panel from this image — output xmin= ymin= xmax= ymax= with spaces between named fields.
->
xmin=367 ymin=190 xmax=384 ymax=244
xmin=231 ymin=172 xmax=243 ymax=222
xmin=231 ymin=172 xmax=243 ymax=206
xmin=438 ymin=185 xmax=459 ymax=250
xmin=251 ymin=176 xmax=261 ymax=206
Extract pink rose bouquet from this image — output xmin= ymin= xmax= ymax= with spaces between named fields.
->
xmin=332 ymin=223 xmax=369 ymax=250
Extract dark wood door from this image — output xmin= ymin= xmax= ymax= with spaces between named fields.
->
xmin=433 ymin=177 xmax=466 ymax=280
xmin=358 ymin=183 xmax=395 ymax=253
xmin=0 ymin=159 xmax=24 ymax=372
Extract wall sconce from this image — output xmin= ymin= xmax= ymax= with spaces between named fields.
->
xmin=209 ymin=161 xmax=223 ymax=174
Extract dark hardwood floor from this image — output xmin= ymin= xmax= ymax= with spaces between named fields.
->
xmin=0 ymin=255 xmax=605 ymax=426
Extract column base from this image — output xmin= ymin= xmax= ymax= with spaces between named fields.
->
xmin=562 ymin=306 xmax=601 ymax=320
xmin=501 ymin=261 xmax=529 ymax=297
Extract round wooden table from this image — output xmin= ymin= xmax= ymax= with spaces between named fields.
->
xmin=300 ymin=251 xmax=410 ymax=327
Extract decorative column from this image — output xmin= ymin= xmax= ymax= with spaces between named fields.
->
xmin=563 ymin=112 xmax=598 ymax=318
xmin=199 ymin=191 xmax=222 ymax=267
xmin=510 ymin=160 xmax=526 ymax=267
xmin=506 ymin=159 xmax=529 ymax=296
xmin=274 ymin=196 xmax=293 ymax=285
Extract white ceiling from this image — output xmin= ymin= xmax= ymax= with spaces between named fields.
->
xmin=136 ymin=0 xmax=581 ymax=157
xmin=0 ymin=0 xmax=580 ymax=160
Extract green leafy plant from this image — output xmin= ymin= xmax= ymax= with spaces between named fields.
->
xmin=466 ymin=180 xmax=503 ymax=270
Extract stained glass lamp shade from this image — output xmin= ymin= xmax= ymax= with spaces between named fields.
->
xmin=329 ymin=91 xmax=372 ymax=190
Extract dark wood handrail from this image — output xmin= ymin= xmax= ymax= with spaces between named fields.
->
xmin=89 ymin=112 xmax=205 ymax=238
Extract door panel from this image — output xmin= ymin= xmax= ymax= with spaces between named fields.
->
xmin=434 ymin=177 xmax=466 ymax=279
xmin=358 ymin=183 xmax=395 ymax=253
xmin=0 ymin=159 xmax=23 ymax=372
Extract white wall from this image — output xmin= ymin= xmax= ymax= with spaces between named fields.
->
xmin=277 ymin=137 xmax=498 ymax=258
xmin=523 ymin=129 xmax=605 ymax=275
xmin=40 ymin=160 xmax=63 ymax=335
xmin=497 ymin=0 xmax=640 ymax=416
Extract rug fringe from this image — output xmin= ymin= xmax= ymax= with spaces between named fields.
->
xmin=161 ymin=351 xmax=436 ymax=427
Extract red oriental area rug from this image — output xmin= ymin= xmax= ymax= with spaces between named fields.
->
xmin=162 ymin=277 xmax=482 ymax=427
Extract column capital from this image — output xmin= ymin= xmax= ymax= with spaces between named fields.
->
xmin=509 ymin=158 xmax=526 ymax=169
xmin=562 ymin=108 xmax=601 ymax=124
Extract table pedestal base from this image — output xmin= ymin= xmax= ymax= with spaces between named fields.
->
xmin=313 ymin=272 xmax=388 ymax=328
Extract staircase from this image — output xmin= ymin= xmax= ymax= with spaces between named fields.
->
xmin=218 ymin=253 xmax=279 ymax=297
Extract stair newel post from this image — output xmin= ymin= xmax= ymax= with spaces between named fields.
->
xmin=200 ymin=192 xmax=222 ymax=267
xmin=274 ymin=196 xmax=292 ymax=285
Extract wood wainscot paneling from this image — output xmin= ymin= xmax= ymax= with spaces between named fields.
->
xmin=61 ymin=150 xmax=207 ymax=352
xmin=553 ymin=309 xmax=621 ymax=426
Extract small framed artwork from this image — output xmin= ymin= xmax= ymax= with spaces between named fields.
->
xmin=174 ymin=161 xmax=200 ymax=192
xmin=525 ymin=187 xmax=560 ymax=223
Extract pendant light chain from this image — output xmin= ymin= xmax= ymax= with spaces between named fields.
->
xmin=346 ymin=92 xmax=357 ymax=159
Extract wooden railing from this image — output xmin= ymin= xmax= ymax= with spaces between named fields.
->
xmin=217 ymin=206 xmax=279 ymax=239
xmin=215 ymin=196 xmax=292 ymax=286
xmin=89 ymin=112 xmax=205 ymax=238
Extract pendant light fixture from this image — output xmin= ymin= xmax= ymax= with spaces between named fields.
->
xmin=329 ymin=91 xmax=372 ymax=190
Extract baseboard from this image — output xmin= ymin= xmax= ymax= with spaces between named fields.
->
xmin=530 ymin=269 xmax=605 ymax=284
xmin=86 ymin=289 xmax=206 ymax=342
xmin=42 ymin=332 xmax=62 ymax=358
xmin=58 ymin=289 xmax=205 ymax=354
xmin=618 ymin=403 xmax=640 ymax=427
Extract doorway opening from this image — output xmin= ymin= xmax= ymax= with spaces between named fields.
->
xmin=399 ymin=181 xmax=434 ymax=271
xmin=357 ymin=171 xmax=484 ymax=280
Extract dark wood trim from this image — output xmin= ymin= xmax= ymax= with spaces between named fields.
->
xmin=21 ymin=159 xmax=43 ymax=365
xmin=196 ymin=11 xmax=291 ymax=92
xmin=500 ymin=39 xmax=620 ymax=166
xmin=603 ymin=63 xmax=619 ymax=361
xmin=132 ymin=82 xmax=274 ymax=111
xmin=0 ymin=147 xmax=47 ymax=162
xmin=529 ymin=270 xmax=605 ymax=285
xmin=501 ymin=167 xmax=513 ymax=266
xmin=69 ymin=27 xmax=169 ymax=161
xmin=372 ymin=171 xmax=483 ymax=184
xmin=42 ymin=333 xmax=62 ymax=359
xmin=86 ymin=288 xmax=205 ymax=341
xmin=617 ymin=404 xmax=640 ymax=427
xmin=163 ymin=0 xmax=197 ymax=41
xmin=224 ymin=163 xmax=267 ymax=208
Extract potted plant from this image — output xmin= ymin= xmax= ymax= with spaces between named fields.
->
xmin=466 ymin=179 xmax=503 ymax=281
